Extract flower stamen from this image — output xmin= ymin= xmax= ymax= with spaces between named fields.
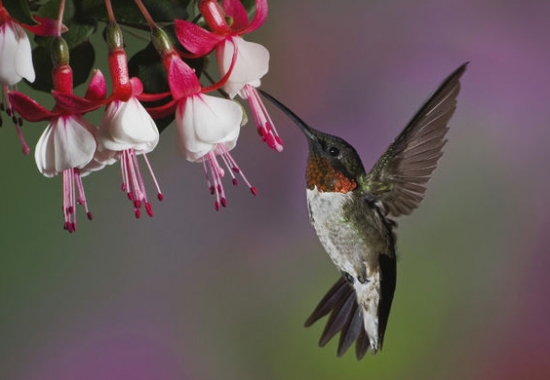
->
xmin=3 ymin=90 xmax=30 ymax=154
xmin=241 ymin=84 xmax=283 ymax=152
xmin=62 ymin=168 xmax=91 ymax=233
xmin=119 ymin=149 xmax=160 ymax=218
xmin=201 ymin=145 xmax=257 ymax=210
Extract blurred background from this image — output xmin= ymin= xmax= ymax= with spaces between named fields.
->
xmin=2 ymin=0 xmax=550 ymax=379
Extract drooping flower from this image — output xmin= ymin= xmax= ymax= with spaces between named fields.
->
xmin=8 ymin=38 xmax=105 ymax=232
xmin=175 ymin=0 xmax=282 ymax=152
xmin=95 ymin=22 xmax=162 ymax=218
xmin=0 ymin=12 xmax=35 ymax=86
xmin=147 ymin=27 xmax=256 ymax=210
xmin=0 ymin=4 xmax=61 ymax=154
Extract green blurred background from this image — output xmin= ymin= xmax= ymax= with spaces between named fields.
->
xmin=2 ymin=0 xmax=550 ymax=379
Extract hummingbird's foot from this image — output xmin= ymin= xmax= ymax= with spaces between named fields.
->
xmin=355 ymin=262 xmax=370 ymax=284
xmin=343 ymin=271 xmax=354 ymax=284
xmin=357 ymin=273 xmax=369 ymax=284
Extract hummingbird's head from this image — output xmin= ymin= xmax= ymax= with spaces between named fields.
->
xmin=301 ymin=128 xmax=365 ymax=193
xmin=258 ymin=90 xmax=365 ymax=193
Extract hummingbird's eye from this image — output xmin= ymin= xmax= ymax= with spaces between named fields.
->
xmin=328 ymin=146 xmax=340 ymax=157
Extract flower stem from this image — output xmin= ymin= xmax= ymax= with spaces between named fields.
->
xmin=104 ymin=0 xmax=115 ymax=22
xmin=133 ymin=0 xmax=156 ymax=29
xmin=56 ymin=0 xmax=67 ymax=36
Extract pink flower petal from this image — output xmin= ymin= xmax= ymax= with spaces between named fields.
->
xmin=144 ymin=99 xmax=177 ymax=120
xmin=52 ymin=91 xmax=105 ymax=114
xmin=221 ymin=0 xmax=249 ymax=31
xmin=8 ymin=91 xmax=55 ymax=121
xmin=165 ymin=54 xmax=202 ymax=99
xmin=85 ymin=69 xmax=107 ymax=101
xmin=174 ymin=19 xmax=224 ymax=56
xmin=130 ymin=77 xmax=144 ymax=95
xmin=240 ymin=0 xmax=268 ymax=34
xmin=22 ymin=16 xmax=67 ymax=36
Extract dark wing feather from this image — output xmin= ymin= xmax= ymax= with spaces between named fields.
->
xmin=377 ymin=253 xmax=397 ymax=350
xmin=364 ymin=63 xmax=467 ymax=217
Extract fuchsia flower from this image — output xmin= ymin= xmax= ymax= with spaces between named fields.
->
xmin=0 ymin=3 xmax=62 ymax=154
xmin=175 ymin=0 xmax=282 ymax=152
xmin=95 ymin=22 xmax=162 ymax=218
xmin=8 ymin=38 xmax=105 ymax=232
xmin=148 ymin=27 xmax=256 ymax=210
xmin=0 ymin=10 xmax=34 ymax=86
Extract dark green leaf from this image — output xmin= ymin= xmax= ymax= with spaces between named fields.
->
xmin=61 ymin=18 xmax=97 ymax=48
xmin=3 ymin=0 xmax=36 ymax=25
xmin=70 ymin=41 xmax=96 ymax=88
xmin=28 ymin=46 xmax=52 ymax=92
xmin=28 ymin=42 xmax=95 ymax=92
xmin=79 ymin=0 xmax=191 ymax=26
xmin=35 ymin=0 xmax=97 ymax=49
xmin=241 ymin=0 xmax=257 ymax=16
xmin=35 ymin=0 xmax=71 ymax=20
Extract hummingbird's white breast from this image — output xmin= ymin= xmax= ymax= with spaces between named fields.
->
xmin=306 ymin=186 xmax=379 ymax=276
xmin=306 ymin=186 xmax=385 ymax=351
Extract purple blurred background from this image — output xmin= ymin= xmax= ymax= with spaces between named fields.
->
xmin=1 ymin=0 xmax=550 ymax=379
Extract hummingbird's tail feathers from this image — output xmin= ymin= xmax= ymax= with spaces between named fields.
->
xmin=305 ymin=276 xmax=374 ymax=360
xmin=318 ymin=285 xmax=356 ymax=347
xmin=355 ymin=330 xmax=371 ymax=360
xmin=337 ymin=302 xmax=362 ymax=356
xmin=304 ymin=276 xmax=350 ymax=327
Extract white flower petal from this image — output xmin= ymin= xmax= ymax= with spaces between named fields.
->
xmin=13 ymin=24 xmax=35 ymax=83
xmin=176 ymin=94 xmax=243 ymax=161
xmin=217 ymin=36 xmax=270 ymax=98
xmin=93 ymin=148 xmax=119 ymax=165
xmin=34 ymin=116 xmax=97 ymax=177
xmin=80 ymin=158 xmax=107 ymax=177
xmin=0 ymin=22 xmax=25 ymax=85
xmin=97 ymin=97 xmax=159 ymax=154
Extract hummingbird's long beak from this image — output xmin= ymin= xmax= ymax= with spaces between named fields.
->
xmin=259 ymin=89 xmax=317 ymax=141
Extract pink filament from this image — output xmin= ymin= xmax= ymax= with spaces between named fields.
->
xmin=62 ymin=168 xmax=91 ymax=233
xmin=242 ymin=85 xmax=283 ymax=152
xmin=201 ymin=144 xmax=258 ymax=210
xmin=120 ymin=149 xmax=161 ymax=218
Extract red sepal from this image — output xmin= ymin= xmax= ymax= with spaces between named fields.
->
xmin=8 ymin=91 xmax=56 ymax=122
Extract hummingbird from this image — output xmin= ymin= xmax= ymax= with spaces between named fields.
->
xmin=260 ymin=63 xmax=467 ymax=359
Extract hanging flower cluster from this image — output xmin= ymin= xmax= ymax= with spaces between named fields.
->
xmin=3 ymin=0 xmax=278 ymax=232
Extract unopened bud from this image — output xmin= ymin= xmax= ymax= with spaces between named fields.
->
xmin=106 ymin=22 xmax=124 ymax=50
xmin=51 ymin=37 xmax=69 ymax=67
xmin=151 ymin=27 xmax=174 ymax=56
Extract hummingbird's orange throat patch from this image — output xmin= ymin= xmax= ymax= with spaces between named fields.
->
xmin=306 ymin=157 xmax=357 ymax=193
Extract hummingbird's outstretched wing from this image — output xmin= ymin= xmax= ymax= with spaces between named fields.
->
xmin=364 ymin=63 xmax=467 ymax=217
xmin=305 ymin=253 xmax=396 ymax=360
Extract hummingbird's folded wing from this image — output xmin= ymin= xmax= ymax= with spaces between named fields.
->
xmin=363 ymin=63 xmax=467 ymax=217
